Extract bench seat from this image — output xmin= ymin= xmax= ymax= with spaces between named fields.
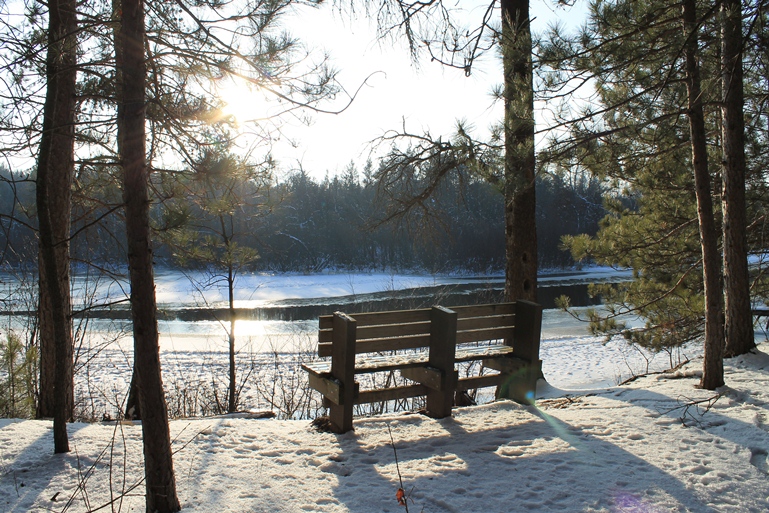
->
xmin=302 ymin=343 xmax=517 ymax=376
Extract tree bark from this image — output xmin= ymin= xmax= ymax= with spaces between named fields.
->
xmin=116 ymin=0 xmax=180 ymax=509
xmin=682 ymin=0 xmax=724 ymax=390
xmin=501 ymin=0 xmax=537 ymax=303
xmin=36 ymin=0 xmax=77 ymax=453
xmin=721 ymin=0 xmax=755 ymax=357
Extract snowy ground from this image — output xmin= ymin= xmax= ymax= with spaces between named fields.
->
xmin=3 ymin=338 xmax=769 ymax=512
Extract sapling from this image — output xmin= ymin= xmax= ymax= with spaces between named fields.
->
xmin=0 ymin=332 xmax=37 ymax=418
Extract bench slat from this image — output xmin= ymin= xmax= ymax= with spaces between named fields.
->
xmin=357 ymin=320 xmax=430 ymax=339
xmin=456 ymin=374 xmax=506 ymax=391
xmin=319 ymin=305 xmax=516 ymax=344
xmin=319 ymin=320 xmax=432 ymax=343
xmin=457 ymin=314 xmax=515 ymax=331
xmin=319 ymin=308 xmax=432 ymax=329
xmin=457 ymin=326 xmax=516 ymax=344
xmin=349 ymin=321 xmax=434 ymax=341
xmin=321 ymin=324 xmax=515 ymax=346
xmin=357 ymin=384 xmax=429 ymax=404
xmin=302 ymin=361 xmax=332 ymax=375
xmin=318 ymin=334 xmax=432 ymax=357
xmin=452 ymin=302 xmax=516 ymax=319
xmin=456 ymin=343 xmax=515 ymax=361
xmin=319 ymin=303 xmax=517 ymax=330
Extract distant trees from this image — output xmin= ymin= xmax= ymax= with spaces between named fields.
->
xmin=1 ymin=161 xmax=604 ymax=275
xmin=0 ymin=168 xmax=36 ymax=266
xmin=251 ymin=163 xmax=602 ymax=272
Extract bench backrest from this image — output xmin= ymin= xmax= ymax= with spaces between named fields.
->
xmin=317 ymin=302 xmax=521 ymax=358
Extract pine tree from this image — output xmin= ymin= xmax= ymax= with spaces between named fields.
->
xmin=162 ymin=147 xmax=266 ymax=413
xmin=682 ymin=0 xmax=724 ymax=389
xmin=544 ymin=0 xmax=722 ymax=357
xmin=115 ymin=0 xmax=180 ymax=508
xmin=543 ymin=0 xmax=767 ymax=385
xmin=36 ymin=0 xmax=78 ymax=452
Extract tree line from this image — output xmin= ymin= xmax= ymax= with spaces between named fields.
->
xmin=1 ymin=160 xmax=606 ymax=274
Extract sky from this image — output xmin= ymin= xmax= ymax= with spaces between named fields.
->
xmin=242 ymin=0 xmax=590 ymax=178
xmin=1 ymin=1 xmax=587 ymax=179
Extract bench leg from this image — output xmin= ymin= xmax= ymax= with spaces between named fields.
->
xmin=426 ymin=306 xmax=458 ymax=418
xmin=496 ymin=359 xmax=541 ymax=404
xmin=329 ymin=313 xmax=356 ymax=433
xmin=497 ymin=300 xmax=542 ymax=404
xmin=329 ymin=387 xmax=355 ymax=434
xmin=426 ymin=370 xmax=459 ymax=417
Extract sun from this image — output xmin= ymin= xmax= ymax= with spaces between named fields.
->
xmin=216 ymin=77 xmax=264 ymax=125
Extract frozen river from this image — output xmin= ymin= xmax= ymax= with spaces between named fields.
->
xmin=0 ymin=267 xmax=636 ymax=353
xmin=0 ymin=267 xmax=638 ymax=353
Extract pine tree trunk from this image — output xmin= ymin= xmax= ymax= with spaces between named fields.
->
xmin=38 ymin=244 xmax=73 ymax=421
xmin=501 ymin=0 xmax=537 ymax=303
xmin=721 ymin=0 xmax=755 ymax=357
xmin=116 ymin=0 xmax=180 ymax=509
xmin=36 ymin=0 xmax=77 ymax=452
xmin=228 ymin=263 xmax=237 ymax=413
xmin=682 ymin=0 xmax=724 ymax=390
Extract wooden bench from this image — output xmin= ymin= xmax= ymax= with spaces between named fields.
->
xmin=302 ymin=300 xmax=543 ymax=433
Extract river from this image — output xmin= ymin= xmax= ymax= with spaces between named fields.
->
xmin=2 ymin=267 xmax=634 ymax=354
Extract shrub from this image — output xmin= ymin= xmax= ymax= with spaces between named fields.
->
xmin=0 ymin=331 xmax=37 ymax=418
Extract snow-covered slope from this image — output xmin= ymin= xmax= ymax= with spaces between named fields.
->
xmin=2 ymin=342 xmax=768 ymax=512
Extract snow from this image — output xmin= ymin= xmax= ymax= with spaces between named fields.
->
xmin=3 ymin=340 xmax=769 ymax=512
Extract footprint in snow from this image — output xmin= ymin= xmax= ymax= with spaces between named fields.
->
xmin=320 ymin=461 xmax=352 ymax=476
xmin=749 ymin=447 xmax=769 ymax=474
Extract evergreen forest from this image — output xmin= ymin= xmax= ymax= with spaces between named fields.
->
xmin=0 ymin=161 xmax=606 ymax=274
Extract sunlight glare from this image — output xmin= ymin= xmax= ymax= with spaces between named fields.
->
xmin=217 ymin=77 xmax=264 ymax=125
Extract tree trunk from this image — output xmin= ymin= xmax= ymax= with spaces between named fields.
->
xmin=228 ymin=263 xmax=237 ymax=413
xmin=501 ymin=0 xmax=537 ymax=303
xmin=682 ymin=0 xmax=724 ymax=390
xmin=36 ymin=0 xmax=77 ymax=453
xmin=116 ymin=0 xmax=180 ymax=509
xmin=721 ymin=0 xmax=755 ymax=357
